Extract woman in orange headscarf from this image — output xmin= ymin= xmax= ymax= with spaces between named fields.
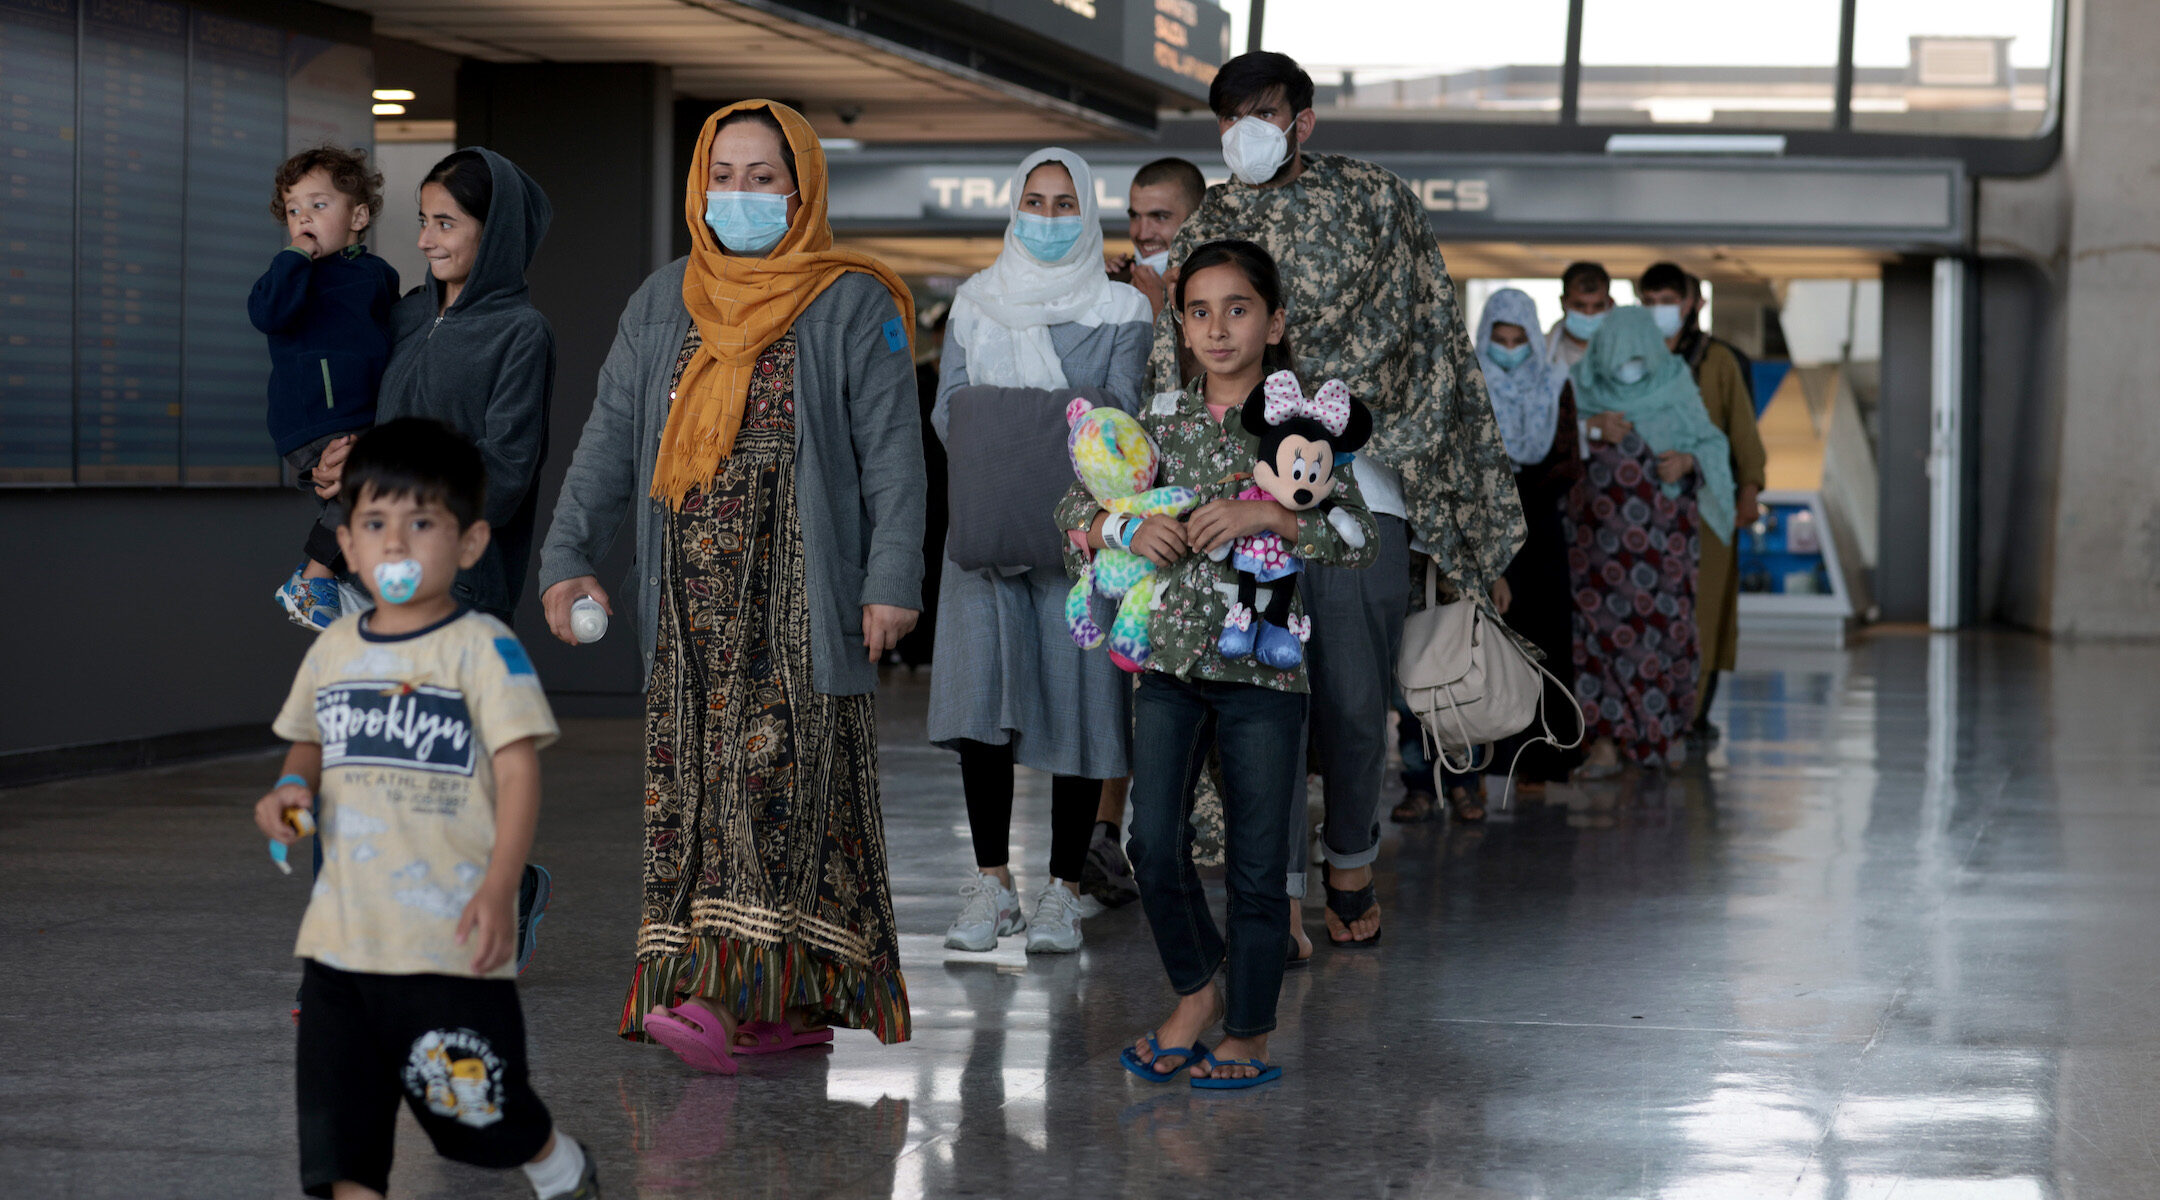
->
xmin=539 ymin=101 xmax=925 ymax=1071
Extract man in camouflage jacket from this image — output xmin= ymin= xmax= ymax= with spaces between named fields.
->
xmin=1150 ymin=51 xmax=1525 ymax=944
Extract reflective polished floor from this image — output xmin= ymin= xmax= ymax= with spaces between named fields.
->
xmin=5 ymin=631 xmax=2158 ymax=1198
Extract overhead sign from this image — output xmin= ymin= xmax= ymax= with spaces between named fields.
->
xmin=942 ymin=0 xmax=1228 ymax=98
xmin=823 ymin=149 xmax=1968 ymax=249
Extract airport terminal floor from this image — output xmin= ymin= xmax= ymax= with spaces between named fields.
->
xmin=4 ymin=630 xmax=2155 ymax=1199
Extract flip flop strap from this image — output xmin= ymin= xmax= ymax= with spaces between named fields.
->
xmin=1324 ymin=882 xmax=1377 ymax=922
xmin=1201 ymin=1051 xmax=1267 ymax=1072
xmin=1147 ymin=1031 xmax=1198 ymax=1068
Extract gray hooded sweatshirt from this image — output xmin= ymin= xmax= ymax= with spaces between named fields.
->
xmin=377 ymin=147 xmax=555 ymax=618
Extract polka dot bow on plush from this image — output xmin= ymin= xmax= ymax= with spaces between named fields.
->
xmin=1261 ymin=371 xmax=1353 ymax=436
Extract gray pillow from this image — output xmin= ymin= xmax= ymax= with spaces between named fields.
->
xmin=943 ymin=384 xmax=1115 ymax=573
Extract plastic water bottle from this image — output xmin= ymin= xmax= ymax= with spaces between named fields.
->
xmin=570 ymin=596 xmax=609 ymax=644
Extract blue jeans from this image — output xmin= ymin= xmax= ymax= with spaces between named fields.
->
xmin=1127 ymin=672 xmax=1307 ymax=1038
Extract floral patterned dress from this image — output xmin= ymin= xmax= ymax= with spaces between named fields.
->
xmin=620 ymin=326 xmax=910 ymax=1045
xmin=1565 ymin=431 xmax=1700 ymax=769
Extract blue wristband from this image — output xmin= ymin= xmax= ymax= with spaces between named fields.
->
xmin=276 ymin=773 xmax=310 ymax=791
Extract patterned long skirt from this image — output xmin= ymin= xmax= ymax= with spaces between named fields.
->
xmin=1564 ymin=434 xmax=1701 ymax=770
xmin=619 ymin=329 xmax=910 ymax=1044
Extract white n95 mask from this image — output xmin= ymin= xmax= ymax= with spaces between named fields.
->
xmin=1221 ymin=116 xmax=1291 ymax=186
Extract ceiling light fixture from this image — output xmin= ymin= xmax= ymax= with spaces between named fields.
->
xmin=372 ymin=103 xmax=407 ymax=116
xmin=372 ymin=89 xmax=416 ymax=102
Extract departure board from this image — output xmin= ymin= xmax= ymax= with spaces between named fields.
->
xmin=0 ymin=0 xmax=81 ymax=483
xmin=76 ymin=0 xmax=188 ymax=483
xmin=183 ymin=10 xmax=285 ymax=483
xmin=0 ymin=0 xmax=370 ymax=487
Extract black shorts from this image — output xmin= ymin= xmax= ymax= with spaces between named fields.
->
xmin=297 ymin=960 xmax=552 ymax=1198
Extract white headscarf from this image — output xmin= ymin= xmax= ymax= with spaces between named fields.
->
xmin=1475 ymin=288 xmax=1568 ymax=466
xmin=948 ymin=147 xmax=1151 ymax=389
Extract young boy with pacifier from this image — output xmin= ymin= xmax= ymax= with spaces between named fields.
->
xmin=252 ymin=419 xmax=599 ymax=1199
xmin=250 ymin=145 xmax=401 ymax=632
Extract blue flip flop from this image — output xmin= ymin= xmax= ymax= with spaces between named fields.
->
xmin=1189 ymin=1049 xmax=1282 ymax=1090
xmin=1119 ymin=1032 xmax=1208 ymax=1083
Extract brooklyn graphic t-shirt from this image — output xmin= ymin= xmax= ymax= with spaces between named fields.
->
xmin=274 ymin=607 xmax=559 ymax=978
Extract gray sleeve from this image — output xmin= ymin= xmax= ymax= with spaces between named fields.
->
xmin=479 ymin=321 xmax=555 ymax=531
xmin=845 ymin=289 xmax=929 ymax=612
xmin=1103 ymin=319 xmax=1151 ymax=414
xmin=930 ymin=331 xmax=970 ymax=443
xmin=538 ymin=307 xmax=642 ymax=592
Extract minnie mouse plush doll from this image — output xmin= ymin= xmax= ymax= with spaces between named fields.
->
xmin=1213 ymin=370 xmax=1373 ymax=669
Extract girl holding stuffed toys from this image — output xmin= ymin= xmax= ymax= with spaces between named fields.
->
xmin=1055 ymin=239 xmax=1376 ymax=1088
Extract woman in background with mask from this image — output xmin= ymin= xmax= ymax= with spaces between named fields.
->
xmin=1395 ymin=288 xmax=1585 ymax=822
xmin=1565 ymin=307 xmax=1734 ymax=776
xmin=539 ymin=101 xmax=925 ymax=1071
xmin=928 ymin=148 xmax=1152 ymax=957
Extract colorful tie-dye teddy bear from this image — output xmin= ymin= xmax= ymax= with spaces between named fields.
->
xmin=1064 ymin=397 xmax=1200 ymax=671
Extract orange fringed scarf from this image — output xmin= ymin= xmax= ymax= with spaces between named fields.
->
xmin=651 ymin=99 xmax=916 ymax=508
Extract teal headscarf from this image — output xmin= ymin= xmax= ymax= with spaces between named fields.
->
xmin=1570 ymin=306 xmax=1736 ymax=545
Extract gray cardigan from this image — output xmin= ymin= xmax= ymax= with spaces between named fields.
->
xmin=538 ymin=260 xmax=926 ymax=695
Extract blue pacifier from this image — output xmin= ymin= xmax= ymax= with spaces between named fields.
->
xmin=373 ymin=558 xmax=424 ymax=605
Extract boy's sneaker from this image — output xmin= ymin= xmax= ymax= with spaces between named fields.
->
xmin=1079 ymin=827 xmax=1140 ymax=909
xmin=515 ymin=863 xmax=552 ymax=975
xmin=274 ymin=566 xmax=341 ymax=632
xmin=1024 ymin=881 xmax=1085 ymax=955
xmin=944 ymin=873 xmax=1024 ymax=952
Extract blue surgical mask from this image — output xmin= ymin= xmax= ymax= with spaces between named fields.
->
xmin=1615 ymin=357 xmax=1649 ymax=385
xmin=1487 ymin=343 xmax=1532 ymax=370
xmin=1650 ymin=303 xmax=1685 ymax=338
xmin=1013 ymin=211 xmax=1084 ymax=263
xmin=704 ymin=190 xmax=795 ymax=255
xmin=1563 ymin=309 xmax=1607 ymax=341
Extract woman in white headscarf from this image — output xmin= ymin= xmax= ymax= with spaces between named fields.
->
xmin=1393 ymin=288 xmax=1584 ymax=823
xmin=927 ymin=148 xmax=1154 ymax=956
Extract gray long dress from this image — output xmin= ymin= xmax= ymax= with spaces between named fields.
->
xmin=925 ymin=319 xmax=1152 ymax=779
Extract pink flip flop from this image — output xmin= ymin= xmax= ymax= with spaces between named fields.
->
xmin=642 ymin=1004 xmax=739 ymax=1075
xmin=733 ymin=1019 xmax=835 ymax=1055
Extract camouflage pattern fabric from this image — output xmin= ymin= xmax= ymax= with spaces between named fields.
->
xmin=1147 ymin=152 xmax=1526 ymax=593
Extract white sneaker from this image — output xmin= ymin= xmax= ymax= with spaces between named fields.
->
xmin=945 ymin=874 xmax=1025 ymax=951
xmin=1025 ymin=881 xmax=1085 ymax=954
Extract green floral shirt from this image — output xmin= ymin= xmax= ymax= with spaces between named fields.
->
xmin=1148 ymin=153 xmax=1525 ymax=593
xmin=1056 ymin=387 xmax=1377 ymax=693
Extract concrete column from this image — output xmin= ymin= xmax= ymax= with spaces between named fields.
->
xmin=456 ymin=62 xmax=674 ymax=706
xmin=2048 ymin=0 xmax=2160 ymax=637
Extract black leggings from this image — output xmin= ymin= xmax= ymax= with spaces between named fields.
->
xmin=955 ymin=740 xmax=1099 ymax=882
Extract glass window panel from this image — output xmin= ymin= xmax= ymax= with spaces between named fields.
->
xmin=77 ymin=0 xmax=189 ymax=484
xmin=183 ymin=12 xmax=287 ymax=484
xmin=1852 ymin=0 xmax=2057 ymax=137
xmin=0 ymin=0 xmax=81 ymax=483
xmin=1259 ymin=0 xmax=1571 ymax=122
xmin=1579 ymin=0 xmax=1843 ymax=129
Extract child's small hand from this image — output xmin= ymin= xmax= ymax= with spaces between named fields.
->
xmin=290 ymin=231 xmax=322 ymax=259
xmin=1187 ymin=499 xmax=1295 ymax=555
xmin=254 ymin=783 xmax=312 ymax=843
xmin=1130 ymin=514 xmax=1191 ymax=569
xmin=456 ymin=879 xmax=519 ymax=974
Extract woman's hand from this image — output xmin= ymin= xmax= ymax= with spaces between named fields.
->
xmin=1587 ymin=412 xmax=1634 ymax=445
xmin=1186 ymin=499 xmax=1295 ymax=556
xmin=863 ymin=604 xmax=918 ymax=663
xmin=542 ymin=577 xmax=611 ymax=646
xmin=1655 ymin=450 xmax=1696 ymax=484
xmin=1490 ymin=576 xmax=1512 ymax=615
xmin=311 ymin=434 xmax=356 ymax=499
xmin=1127 ymin=514 xmax=1191 ymax=568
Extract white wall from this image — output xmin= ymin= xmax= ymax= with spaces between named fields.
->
xmin=370 ymin=140 xmax=453 ymax=297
